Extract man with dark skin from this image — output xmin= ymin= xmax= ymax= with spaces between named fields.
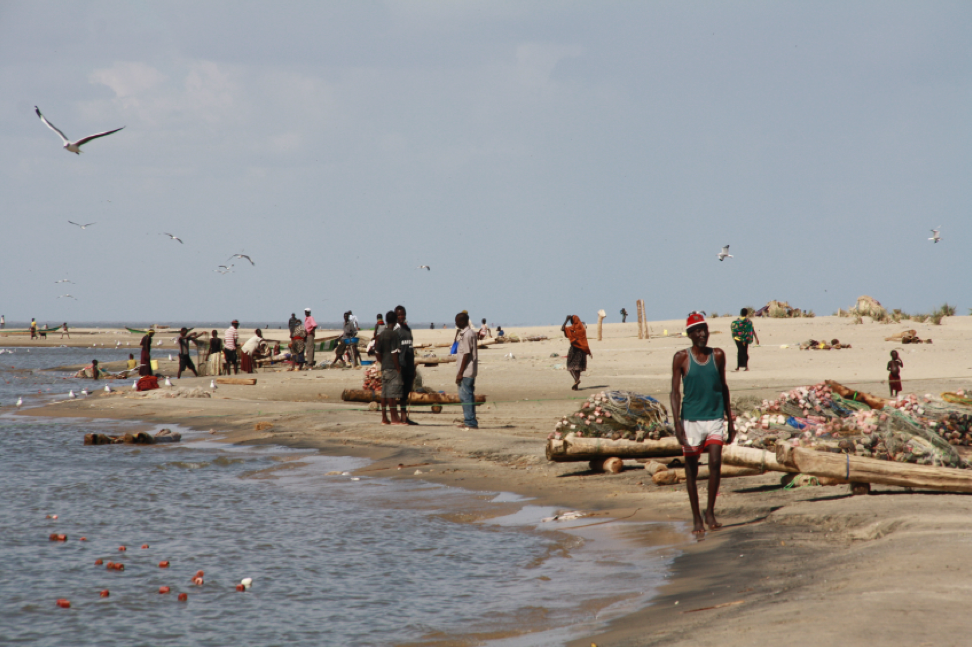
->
xmin=395 ymin=305 xmax=417 ymax=425
xmin=375 ymin=310 xmax=403 ymax=425
xmin=177 ymin=327 xmax=202 ymax=378
xmin=670 ymin=312 xmax=735 ymax=535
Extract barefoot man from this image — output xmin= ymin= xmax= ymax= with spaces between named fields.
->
xmin=670 ymin=312 xmax=735 ymax=535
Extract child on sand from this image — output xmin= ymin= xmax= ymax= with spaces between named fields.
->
xmin=888 ymin=350 xmax=904 ymax=397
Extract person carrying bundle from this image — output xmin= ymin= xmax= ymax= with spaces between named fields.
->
xmin=561 ymin=315 xmax=592 ymax=391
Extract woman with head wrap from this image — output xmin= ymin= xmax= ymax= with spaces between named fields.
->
xmin=139 ymin=330 xmax=155 ymax=377
xmin=289 ymin=321 xmax=306 ymax=371
xmin=561 ymin=315 xmax=593 ymax=390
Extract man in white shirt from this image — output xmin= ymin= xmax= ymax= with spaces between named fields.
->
xmin=454 ymin=312 xmax=479 ymax=430
xmin=241 ymin=329 xmax=266 ymax=373
xmin=224 ymin=320 xmax=240 ymax=375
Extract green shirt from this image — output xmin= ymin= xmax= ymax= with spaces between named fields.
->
xmin=731 ymin=318 xmax=754 ymax=344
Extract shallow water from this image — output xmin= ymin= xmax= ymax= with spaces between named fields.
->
xmin=0 ymin=348 xmax=678 ymax=646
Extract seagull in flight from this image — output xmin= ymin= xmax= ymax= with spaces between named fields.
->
xmin=227 ymin=253 xmax=255 ymax=266
xmin=162 ymin=233 xmax=183 ymax=244
xmin=717 ymin=245 xmax=733 ymax=261
xmin=35 ymin=106 xmax=124 ymax=154
xmin=68 ymin=221 xmax=96 ymax=229
xmin=929 ymin=227 xmax=942 ymax=244
xmin=54 ymin=278 xmax=74 ymax=284
xmin=417 ymin=265 xmax=431 ymax=271
xmin=57 ymin=294 xmax=77 ymax=300
xmin=214 ymin=264 xmax=234 ymax=275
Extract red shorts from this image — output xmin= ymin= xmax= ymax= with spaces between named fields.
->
xmin=682 ymin=419 xmax=726 ymax=457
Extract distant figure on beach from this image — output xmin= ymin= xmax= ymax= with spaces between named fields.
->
xmin=373 ymin=313 xmax=386 ymax=338
xmin=241 ymin=329 xmax=266 ymax=373
xmin=496 ymin=326 xmax=504 ymax=337
xmin=562 ymin=315 xmax=592 ymax=391
xmin=454 ymin=312 xmax=479 ymax=430
xmin=289 ymin=320 xmax=306 ymax=371
xmin=888 ymin=350 xmax=904 ymax=397
xmin=730 ymin=308 xmax=759 ymax=372
xmin=61 ymin=322 xmax=70 ymax=339
xmin=139 ymin=330 xmax=155 ymax=376
xmin=177 ymin=328 xmax=202 ymax=378
xmin=127 ymin=353 xmax=137 ymax=370
xmin=348 ymin=311 xmax=359 ymax=332
xmin=333 ymin=312 xmax=360 ymax=367
xmin=304 ymin=309 xmax=317 ymax=368
xmin=224 ymin=320 xmax=241 ymax=375
xmin=207 ymin=330 xmax=223 ymax=374
xmin=91 ymin=359 xmax=102 ymax=380
xmin=670 ymin=312 xmax=734 ymax=535
xmin=1 ymin=315 xmax=4 ymax=328
xmin=478 ymin=318 xmax=492 ymax=340
xmin=30 ymin=318 xmax=37 ymax=340
xmin=376 ymin=310 xmax=403 ymax=425
xmin=288 ymin=313 xmax=299 ymax=335
xmin=620 ymin=308 xmax=628 ymax=323
xmin=396 ymin=305 xmax=416 ymax=425
xmin=430 ymin=322 xmax=434 ymax=329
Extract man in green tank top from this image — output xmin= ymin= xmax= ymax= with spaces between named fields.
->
xmin=670 ymin=312 xmax=735 ymax=535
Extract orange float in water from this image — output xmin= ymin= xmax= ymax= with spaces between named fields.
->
xmin=95 ymin=559 xmax=104 ymax=566
xmin=159 ymin=561 xmax=170 ymax=568
xmin=141 ymin=544 xmax=149 ymax=549
xmin=49 ymin=533 xmax=67 ymax=541
xmin=118 ymin=546 xmax=126 ymax=552
xmin=79 ymin=537 xmax=87 ymax=541
xmin=100 ymin=590 xmax=110 ymax=598
xmin=159 ymin=586 xmax=170 ymax=594
xmin=55 ymin=599 xmax=70 ymax=609
xmin=194 ymin=570 xmax=204 ymax=578
xmin=191 ymin=577 xmax=204 ymax=586
xmin=177 ymin=593 xmax=188 ymax=602
xmin=236 ymin=584 xmax=245 ymax=592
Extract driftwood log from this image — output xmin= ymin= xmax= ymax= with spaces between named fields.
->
xmin=546 ymin=436 xmax=682 ymax=463
xmin=84 ymin=429 xmax=182 ymax=446
xmin=216 ymin=377 xmax=257 ymax=386
xmin=722 ymin=445 xmax=801 ymax=474
xmin=652 ymin=464 xmax=763 ymax=486
xmin=341 ymin=389 xmax=486 ymax=405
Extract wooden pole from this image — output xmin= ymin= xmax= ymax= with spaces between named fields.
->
xmin=546 ymin=436 xmax=682 ymax=462
xmin=722 ymin=445 xmax=801 ymax=474
xmin=636 ymin=300 xmax=644 ymax=339
xmin=216 ymin=377 xmax=257 ymax=385
xmin=652 ymin=465 xmax=763 ymax=485
xmin=341 ymin=389 xmax=486 ymax=405
xmin=597 ymin=309 xmax=606 ymax=341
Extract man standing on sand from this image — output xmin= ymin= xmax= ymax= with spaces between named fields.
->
xmin=888 ymin=350 xmax=904 ymax=397
xmin=620 ymin=308 xmax=628 ymax=323
xmin=670 ymin=312 xmax=734 ymax=535
xmin=730 ymin=308 xmax=759 ymax=371
xmin=375 ymin=310 xmax=404 ymax=425
xmin=303 ymin=308 xmax=317 ymax=368
xmin=395 ymin=305 xmax=417 ymax=425
xmin=177 ymin=328 xmax=202 ymax=378
xmin=224 ymin=320 xmax=241 ymax=375
xmin=454 ymin=312 xmax=479 ymax=430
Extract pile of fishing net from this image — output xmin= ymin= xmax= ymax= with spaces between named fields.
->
xmin=363 ymin=365 xmax=381 ymax=391
xmin=550 ymin=390 xmax=673 ymax=441
xmin=734 ymin=383 xmax=972 ymax=469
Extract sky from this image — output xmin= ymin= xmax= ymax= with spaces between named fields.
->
xmin=1 ymin=1 xmax=969 ymax=327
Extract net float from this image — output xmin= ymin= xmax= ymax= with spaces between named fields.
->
xmin=50 ymin=533 xmax=67 ymax=541
xmin=79 ymin=537 xmax=87 ymax=541
xmin=95 ymin=559 xmax=103 ymax=565
xmin=178 ymin=593 xmax=188 ymax=602
xmin=118 ymin=546 xmax=126 ymax=552
xmin=194 ymin=570 xmax=204 ymax=578
xmin=159 ymin=561 xmax=170 ymax=568
xmin=236 ymin=584 xmax=245 ymax=592
xmin=100 ymin=590 xmax=109 ymax=598
xmin=55 ymin=599 xmax=70 ymax=609
xmin=191 ymin=577 xmax=204 ymax=586
xmin=241 ymin=578 xmax=252 ymax=589
xmin=159 ymin=586 xmax=170 ymax=594
xmin=141 ymin=544 xmax=149 ymax=549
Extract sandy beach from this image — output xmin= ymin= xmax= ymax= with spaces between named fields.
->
xmin=13 ymin=315 xmax=972 ymax=646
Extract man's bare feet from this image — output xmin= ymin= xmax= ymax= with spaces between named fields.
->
xmin=692 ymin=519 xmax=706 ymax=535
xmin=704 ymin=510 xmax=723 ymax=529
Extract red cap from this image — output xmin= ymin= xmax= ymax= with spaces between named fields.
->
xmin=686 ymin=313 xmax=706 ymax=330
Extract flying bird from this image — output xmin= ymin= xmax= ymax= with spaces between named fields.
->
xmin=162 ymin=233 xmax=183 ymax=244
xmin=717 ymin=245 xmax=733 ymax=261
xmin=227 ymin=253 xmax=254 ymax=266
xmin=68 ymin=221 xmax=96 ymax=229
xmin=54 ymin=279 xmax=74 ymax=284
xmin=35 ymin=106 xmax=124 ymax=154
xmin=214 ymin=264 xmax=234 ymax=275
xmin=929 ymin=227 xmax=942 ymax=244
xmin=417 ymin=265 xmax=431 ymax=271
xmin=57 ymin=294 xmax=77 ymax=300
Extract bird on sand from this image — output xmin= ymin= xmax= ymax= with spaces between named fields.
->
xmin=57 ymin=294 xmax=77 ymax=300
xmin=55 ymin=278 xmax=74 ymax=284
xmin=164 ymin=377 xmax=173 ymax=387
xmin=210 ymin=380 xmax=218 ymax=390
xmin=81 ymin=388 xmax=89 ymax=397
xmin=417 ymin=265 xmax=431 ymax=271
xmin=17 ymin=397 xmax=23 ymax=407
xmin=162 ymin=233 xmax=183 ymax=244
xmin=717 ymin=245 xmax=733 ymax=261
xmin=929 ymin=227 xmax=942 ymax=243
xmin=68 ymin=221 xmax=96 ymax=230
xmin=227 ymin=253 xmax=254 ymax=266
xmin=104 ymin=385 xmax=112 ymax=393
xmin=68 ymin=390 xmax=76 ymax=399
xmin=35 ymin=106 xmax=124 ymax=154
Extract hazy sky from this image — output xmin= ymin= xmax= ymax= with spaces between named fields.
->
xmin=2 ymin=1 xmax=969 ymax=326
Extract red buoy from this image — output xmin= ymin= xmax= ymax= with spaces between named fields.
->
xmin=94 ymin=559 xmax=104 ymax=566
xmin=118 ymin=546 xmax=126 ymax=552
xmin=49 ymin=533 xmax=67 ymax=542
xmin=191 ymin=577 xmax=204 ymax=586
xmin=236 ymin=584 xmax=245 ymax=592
xmin=177 ymin=593 xmax=188 ymax=602
xmin=141 ymin=544 xmax=149 ymax=549
xmin=55 ymin=599 xmax=70 ymax=609
xmin=79 ymin=537 xmax=87 ymax=542
xmin=194 ymin=570 xmax=204 ymax=578
xmin=159 ymin=561 xmax=170 ymax=568
xmin=159 ymin=586 xmax=170 ymax=594
xmin=100 ymin=590 xmax=110 ymax=598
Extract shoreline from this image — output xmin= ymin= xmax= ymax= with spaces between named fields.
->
xmin=12 ymin=317 xmax=972 ymax=646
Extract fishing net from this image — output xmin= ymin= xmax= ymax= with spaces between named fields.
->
xmin=735 ymin=383 xmax=972 ymax=469
xmin=550 ymin=390 xmax=673 ymax=441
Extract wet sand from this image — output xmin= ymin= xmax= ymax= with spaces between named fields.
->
xmin=14 ymin=316 xmax=972 ymax=646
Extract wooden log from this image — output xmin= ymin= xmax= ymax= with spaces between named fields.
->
xmin=416 ymin=357 xmax=457 ymax=366
xmin=775 ymin=441 xmax=972 ymax=493
xmin=546 ymin=435 xmax=682 ymax=463
xmin=597 ymin=309 xmax=606 ymax=342
xmin=652 ymin=465 xmax=764 ymax=486
xmin=216 ymin=377 xmax=257 ymax=386
xmin=722 ymin=445 xmax=801 ymax=474
xmin=341 ymin=389 xmax=486 ymax=405
xmin=637 ymin=300 xmax=644 ymax=339
xmin=825 ymin=380 xmax=890 ymax=410
xmin=589 ymin=456 xmax=625 ymax=473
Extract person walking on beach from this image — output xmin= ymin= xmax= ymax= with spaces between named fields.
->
xmin=1 ymin=315 xmax=4 ymax=329
xmin=562 ymin=315 xmax=592 ymax=391
xmin=454 ymin=312 xmax=479 ymax=430
xmin=224 ymin=320 xmax=241 ymax=375
xmin=30 ymin=318 xmax=37 ymax=340
xmin=730 ymin=308 xmax=759 ymax=371
xmin=177 ymin=328 xmax=201 ymax=378
xmin=139 ymin=330 xmax=155 ymax=376
xmin=620 ymin=308 xmax=628 ymax=323
xmin=396 ymin=305 xmax=417 ymax=425
xmin=208 ymin=330 xmax=223 ymax=375
xmin=888 ymin=350 xmax=904 ymax=397
xmin=303 ymin=308 xmax=317 ymax=368
xmin=60 ymin=322 xmax=70 ymax=339
xmin=375 ymin=310 xmax=403 ymax=425
xmin=670 ymin=312 xmax=734 ymax=535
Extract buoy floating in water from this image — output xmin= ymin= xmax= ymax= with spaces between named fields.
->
xmin=159 ymin=561 xmax=170 ymax=568
xmin=55 ymin=599 xmax=70 ymax=609
xmin=118 ymin=546 xmax=126 ymax=551
xmin=141 ymin=544 xmax=149 ymax=549
xmin=79 ymin=537 xmax=86 ymax=541
xmin=192 ymin=576 xmax=204 ymax=586
xmin=178 ymin=592 xmax=188 ymax=602
xmin=159 ymin=586 xmax=170 ymax=594
xmin=49 ymin=533 xmax=67 ymax=542
xmin=241 ymin=577 xmax=252 ymax=590
xmin=95 ymin=559 xmax=103 ymax=566
xmin=235 ymin=584 xmax=245 ymax=592
xmin=100 ymin=590 xmax=109 ymax=598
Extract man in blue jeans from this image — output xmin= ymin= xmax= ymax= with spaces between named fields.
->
xmin=454 ymin=312 xmax=479 ymax=429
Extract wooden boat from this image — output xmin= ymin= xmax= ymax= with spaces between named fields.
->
xmin=127 ymin=327 xmax=193 ymax=335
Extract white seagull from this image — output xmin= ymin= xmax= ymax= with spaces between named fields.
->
xmin=16 ymin=397 xmax=23 ymax=407
xmin=35 ymin=106 xmax=124 ymax=154
xmin=717 ymin=245 xmax=733 ymax=261
xmin=81 ymin=388 xmax=89 ymax=397
xmin=132 ymin=379 xmax=138 ymax=389
xmin=68 ymin=221 xmax=96 ymax=230
xmin=162 ymin=233 xmax=184 ymax=244
xmin=929 ymin=227 xmax=942 ymax=244
xmin=57 ymin=294 xmax=77 ymax=300
xmin=417 ymin=265 xmax=431 ymax=271
xmin=104 ymin=385 xmax=112 ymax=393
xmin=68 ymin=390 xmax=76 ymax=399
xmin=227 ymin=253 xmax=254 ymax=266
xmin=214 ymin=264 xmax=234 ymax=275
xmin=55 ymin=278 xmax=74 ymax=284
xmin=210 ymin=379 xmax=218 ymax=390
xmin=164 ymin=376 xmax=173 ymax=387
